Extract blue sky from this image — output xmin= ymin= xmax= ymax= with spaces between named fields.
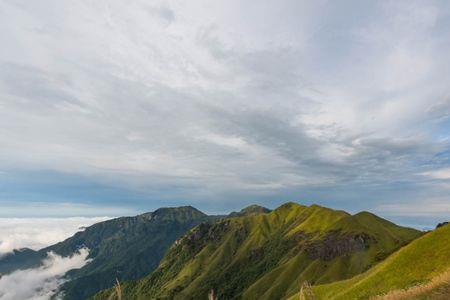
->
xmin=0 ymin=0 xmax=450 ymax=226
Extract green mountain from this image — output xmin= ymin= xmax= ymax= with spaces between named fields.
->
xmin=228 ymin=204 xmax=271 ymax=217
xmin=93 ymin=202 xmax=421 ymax=300
xmin=0 ymin=206 xmax=211 ymax=300
xmin=295 ymin=222 xmax=450 ymax=299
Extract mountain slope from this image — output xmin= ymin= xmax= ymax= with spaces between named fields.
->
xmin=93 ymin=202 xmax=421 ymax=300
xmin=0 ymin=206 xmax=210 ymax=300
xmin=294 ymin=223 xmax=450 ymax=300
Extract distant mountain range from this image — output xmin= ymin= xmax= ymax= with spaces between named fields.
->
xmin=0 ymin=206 xmax=213 ymax=300
xmin=1 ymin=202 xmax=448 ymax=300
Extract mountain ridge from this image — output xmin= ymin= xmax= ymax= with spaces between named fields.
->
xmin=93 ymin=202 xmax=421 ymax=300
xmin=0 ymin=205 xmax=213 ymax=300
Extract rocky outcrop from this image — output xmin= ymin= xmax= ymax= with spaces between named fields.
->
xmin=305 ymin=231 xmax=373 ymax=261
xmin=176 ymin=220 xmax=232 ymax=253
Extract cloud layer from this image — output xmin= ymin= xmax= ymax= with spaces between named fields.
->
xmin=0 ymin=1 xmax=449 ymax=221
xmin=0 ymin=248 xmax=90 ymax=300
xmin=0 ymin=217 xmax=109 ymax=254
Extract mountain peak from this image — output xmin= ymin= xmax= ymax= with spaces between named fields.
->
xmin=229 ymin=204 xmax=271 ymax=217
xmin=273 ymin=201 xmax=304 ymax=212
xmin=140 ymin=206 xmax=207 ymax=222
xmin=352 ymin=210 xmax=392 ymax=224
xmin=153 ymin=205 xmax=203 ymax=214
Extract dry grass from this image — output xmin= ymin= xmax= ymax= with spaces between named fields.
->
xmin=371 ymin=270 xmax=450 ymax=300
xmin=107 ymin=278 xmax=122 ymax=300
xmin=208 ymin=289 xmax=218 ymax=300
xmin=299 ymin=281 xmax=316 ymax=300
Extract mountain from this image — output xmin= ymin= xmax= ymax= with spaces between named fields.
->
xmin=93 ymin=202 xmax=421 ymax=300
xmin=299 ymin=222 xmax=450 ymax=299
xmin=0 ymin=206 xmax=211 ymax=300
xmin=228 ymin=204 xmax=271 ymax=217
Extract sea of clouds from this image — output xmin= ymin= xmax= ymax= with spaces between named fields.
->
xmin=0 ymin=217 xmax=109 ymax=300
xmin=0 ymin=248 xmax=90 ymax=300
xmin=0 ymin=217 xmax=110 ymax=255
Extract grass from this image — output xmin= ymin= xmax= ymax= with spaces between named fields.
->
xmin=107 ymin=278 xmax=122 ymax=300
xmin=286 ymin=224 xmax=450 ymax=300
xmin=299 ymin=281 xmax=316 ymax=300
xmin=371 ymin=269 xmax=450 ymax=300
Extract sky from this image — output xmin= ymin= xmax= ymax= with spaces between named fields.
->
xmin=0 ymin=0 xmax=450 ymax=227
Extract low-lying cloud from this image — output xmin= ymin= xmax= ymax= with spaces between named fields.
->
xmin=0 ymin=217 xmax=109 ymax=255
xmin=0 ymin=248 xmax=91 ymax=300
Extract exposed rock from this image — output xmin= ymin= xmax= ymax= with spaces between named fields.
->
xmin=305 ymin=231 xmax=374 ymax=261
xmin=179 ymin=220 xmax=231 ymax=252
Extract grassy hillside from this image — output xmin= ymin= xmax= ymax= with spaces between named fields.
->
xmin=287 ymin=223 xmax=450 ymax=300
xmin=0 ymin=206 xmax=211 ymax=300
xmin=93 ymin=202 xmax=421 ymax=300
xmin=373 ymin=270 xmax=450 ymax=300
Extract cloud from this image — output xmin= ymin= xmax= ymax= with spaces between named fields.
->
xmin=0 ymin=0 xmax=449 ymax=221
xmin=420 ymin=168 xmax=450 ymax=180
xmin=0 ymin=248 xmax=90 ymax=300
xmin=0 ymin=217 xmax=109 ymax=255
xmin=376 ymin=200 xmax=450 ymax=217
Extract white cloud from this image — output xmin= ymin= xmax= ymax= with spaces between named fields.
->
xmin=0 ymin=0 xmax=449 ymax=216
xmin=196 ymin=133 xmax=247 ymax=149
xmin=420 ymin=168 xmax=450 ymax=180
xmin=376 ymin=199 xmax=450 ymax=217
xmin=0 ymin=217 xmax=109 ymax=254
xmin=0 ymin=248 xmax=91 ymax=300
